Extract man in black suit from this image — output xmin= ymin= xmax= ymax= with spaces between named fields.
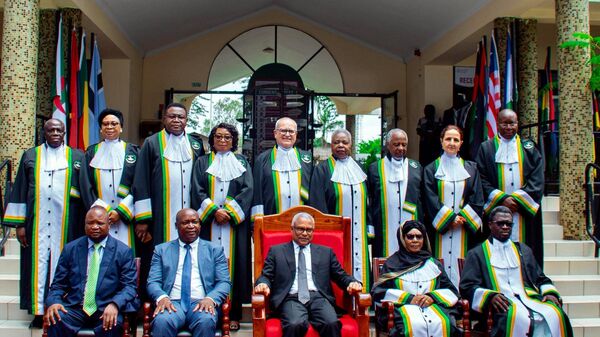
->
xmin=254 ymin=212 xmax=362 ymax=337
xmin=44 ymin=206 xmax=139 ymax=337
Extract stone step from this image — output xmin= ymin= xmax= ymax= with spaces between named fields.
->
xmin=3 ymin=238 xmax=19 ymax=256
xmin=544 ymin=257 xmax=600 ymax=275
xmin=0 ymin=320 xmax=40 ymax=337
xmin=544 ymin=240 xmax=596 ymax=257
xmin=0 ymin=296 xmax=30 ymax=321
xmin=0 ymin=276 xmax=19 ymax=297
xmin=543 ymin=210 xmax=559 ymax=225
xmin=571 ymin=318 xmax=600 ymax=337
xmin=0 ymin=256 xmax=19 ymax=275
xmin=550 ymin=275 xmax=600 ymax=296
xmin=544 ymin=224 xmax=563 ymax=240
xmin=542 ymin=196 xmax=560 ymax=211
xmin=563 ymin=296 xmax=600 ymax=319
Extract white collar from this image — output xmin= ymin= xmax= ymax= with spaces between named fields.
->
xmin=178 ymin=238 xmax=199 ymax=249
xmin=43 ymin=143 xmax=68 ymax=171
xmin=90 ymin=139 xmax=125 ymax=170
xmin=489 ymin=238 xmax=520 ymax=268
xmin=495 ymin=135 xmax=519 ymax=164
xmin=163 ymin=131 xmax=192 ymax=162
xmin=385 ymin=156 xmax=406 ymax=183
xmin=434 ymin=153 xmax=471 ymax=182
xmin=206 ymin=151 xmax=246 ymax=182
xmin=272 ymin=146 xmax=301 ymax=172
xmin=331 ymin=156 xmax=366 ymax=185
xmin=399 ymin=258 xmax=441 ymax=282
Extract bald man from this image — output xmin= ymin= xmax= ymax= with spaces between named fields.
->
xmin=3 ymin=119 xmax=85 ymax=325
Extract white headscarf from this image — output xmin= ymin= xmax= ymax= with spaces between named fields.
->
xmin=89 ymin=139 xmax=125 ymax=170
xmin=434 ymin=153 xmax=471 ymax=182
xmin=206 ymin=151 xmax=246 ymax=182
xmin=330 ymin=157 xmax=367 ymax=185
xmin=163 ymin=132 xmax=192 ymax=162
xmin=272 ymin=146 xmax=301 ymax=172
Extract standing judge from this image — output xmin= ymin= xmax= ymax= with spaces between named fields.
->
xmin=368 ymin=128 xmax=423 ymax=258
xmin=423 ymin=125 xmax=483 ymax=287
xmin=475 ymin=109 xmax=544 ymax=265
xmin=80 ymin=109 xmax=139 ymax=247
xmin=191 ymin=123 xmax=253 ymax=330
xmin=3 ymin=119 xmax=84 ymax=324
xmin=309 ymin=129 xmax=371 ymax=290
xmin=251 ymin=117 xmax=313 ymax=220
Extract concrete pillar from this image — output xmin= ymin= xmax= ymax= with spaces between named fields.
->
xmin=556 ymin=0 xmax=593 ymax=239
xmin=0 ymin=0 xmax=39 ymax=167
xmin=516 ymin=19 xmax=539 ymax=140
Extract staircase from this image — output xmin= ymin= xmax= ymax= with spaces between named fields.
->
xmin=0 ymin=196 xmax=597 ymax=336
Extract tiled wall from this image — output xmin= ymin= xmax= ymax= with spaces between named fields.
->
xmin=517 ymin=19 xmax=539 ymax=139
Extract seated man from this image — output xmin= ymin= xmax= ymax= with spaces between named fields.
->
xmin=254 ymin=212 xmax=363 ymax=337
xmin=460 ymin=206 xmax=573 ymax=337
xmin=44 ymin=206 xmax=139 ymax=337
xmin=148 ymin=208 xmax=231 ymax=337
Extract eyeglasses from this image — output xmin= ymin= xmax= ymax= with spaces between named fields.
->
xmin=101 ymin=121 xmax=120 ymax=127
xmin=491 ymin=221 xmax=514 ymax=228
xmin=405 ymin=234 xmax=423 ymax=240
xmin=276 ymin=129 xmax=297 ymax=135
xmin=214 ymin=134 xmax=233 ymax=141
xmin=292 ymin=226 xmax=314 ymax=234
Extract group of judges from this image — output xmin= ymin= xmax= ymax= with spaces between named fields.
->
xmin=3 ymin=102 xmax=571 ymax=337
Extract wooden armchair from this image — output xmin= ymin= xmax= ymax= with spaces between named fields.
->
xmin=372 ymin=257 xmax=472 ymax=337
xmin=252 ymin=205 xmax=372 ymax=337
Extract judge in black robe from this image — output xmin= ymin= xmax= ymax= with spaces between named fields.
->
xmin=80 ymin=109 xmax=139 ymax=248
xmin=475 ymin=109 xmax=544 ymax=266
xmin=372 ymin=221 xmax=459 ymax=337
xmin=191 ymin=123 xmax=253 ymax=328
xmin=368 ymin=129 xmax=423 ymax=258
xmin=3 ymin=119 xmax=84 ymax=317
xmin=251 ymin=117 xmax=312 ymax=220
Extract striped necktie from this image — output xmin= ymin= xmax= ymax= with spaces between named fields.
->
xmin=83 ymin=243 xmax=101 ymax=315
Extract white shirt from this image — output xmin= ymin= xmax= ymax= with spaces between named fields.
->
xmin=86 ymin=236 xmax=108 ymax=275
xmin=289 ymin=242 xmax=318 ymax=294
xmin=168 ymin=239 xmax=205 ymax=301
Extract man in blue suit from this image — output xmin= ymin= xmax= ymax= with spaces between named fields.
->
xmin=44 ymin=206 xmax=139 ymax=337
xmin=148 ymin=208 xmax=231 ymax=337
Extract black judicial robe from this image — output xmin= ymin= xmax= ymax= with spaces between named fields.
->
xmin=3 ymin=145 xmax=84 ymax=314
xmin=460 ymin=240 xmax=573 ymax=337
xmin=367 ymin=156 xmax=423 ymax=258
xmin=191 ymin=152 xmax=253 ymax=319
xmin=251 ymin=147 xmax=313 ymax=219
xmin=475 ymin=136 xmax=544 ymax=266
xmin=132 ymin=130 xmax=204 ymax=244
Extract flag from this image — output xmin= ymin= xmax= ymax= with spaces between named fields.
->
xmin=503 ymin=28 xmax=517 ymax=110
xmin=52 ymin=13 xmax=67 ymax=135
xmin=465 ymin=37 xmax=487 ymax=159
xmin=486 ymin=30 xmax=500 ymax=139
xmin=67 ymin=28 xmax=80 ymax=149
xmin=88 ymin=35 xmax=106 ymax=145
xmin=540 ymin=47 xmax=558 ymax=175
xmin=78 ymin=29 xmax=90 ymax=148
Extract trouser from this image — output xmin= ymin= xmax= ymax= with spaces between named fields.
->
xmin=280 ymin=291 xmax=341 ymax=337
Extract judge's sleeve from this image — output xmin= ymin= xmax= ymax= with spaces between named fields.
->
xmin=308 ymin=164 xmax=330 ymax=213
xmin=79 ymin=148 xmax=100 ymax=210
xmin=459 ymin=248 xmax=499 ymax=313
xmin=191 ymin=159 xmax=218 ymax=224
xmin=131 ymin=141 xmax=153 ymax=223
xmin=224 ymin=161 xmax=253 ymax=226
xmin=3 ymin=152 xmax=29 ymax=227
xmin=459 ymin=165 xmax=484 ymax=233
xmin=251 ymin=156 xmax=265 ymax=221
xmin=423 ymin=164 xmax=456 ymax=234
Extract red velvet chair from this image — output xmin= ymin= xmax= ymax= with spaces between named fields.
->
xmin=252 ymin=205 xmax=371 ymax=337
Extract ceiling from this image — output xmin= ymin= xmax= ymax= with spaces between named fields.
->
xmin=93 ymin=0 xmax=495 ymax=60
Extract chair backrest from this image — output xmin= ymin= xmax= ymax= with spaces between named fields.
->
xmin=254 ymin=205 xmax=351 ymax=309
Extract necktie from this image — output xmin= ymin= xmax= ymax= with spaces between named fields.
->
xmin=181 ymin=244 xmax=192 ymax=311
xmin=297 ymin=246 xmax=310 ymax=304
xmin=83 ymin=243 xmax=101 ymax=315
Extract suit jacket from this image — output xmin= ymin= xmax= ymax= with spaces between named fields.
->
xmin=147 ymin=238 xmax=231 ymax=306
xmin=256 ymin=242 xmax=357 ymax=310
xmin=45 ymin=235 xmax=139 ymax=313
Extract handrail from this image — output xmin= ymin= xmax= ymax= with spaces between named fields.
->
xmin=584 ymin=163 xmax=600 ymax=257
xmin=0 ymin=160 xmax=12 ymax=255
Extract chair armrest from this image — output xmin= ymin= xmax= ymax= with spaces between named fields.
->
xmin=458 ymin=299 xmax=471 ymax=337
xmin=381 ymin=301 xmax=395 ymax=332
xmin=351 ymin=292 xmax=372 ymax=337
xmin=252 ymin=293 xmax=267 ymax=337
xmin=221 ymin=297 xmax=231 ymax=337
xmin=142 ymin=302 xmax=152 ymax=337
xmin=42 ymin=311 xmax=49 ymax=337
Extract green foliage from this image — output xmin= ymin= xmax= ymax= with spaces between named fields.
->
xmin=201 ymin=97 xmax=243 ymax=134
xmin=560 ymin=32 xmax=597 ymax=91
xmin=356 ymin=138 xmax=381 ymax=169
xmin=314 ymin=96 xmax=344 ymax=146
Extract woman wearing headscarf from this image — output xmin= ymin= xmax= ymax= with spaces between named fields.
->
xmin=372 ymin=220 xmax=459 ymax=337
xmin=80 ymin=108 xmax=139 ymax=247
xmin=309 ymin=129 xmax=371 ymax=291
xmin=423 ymin=125 xmax=484 ymax=288
xmin=190 ymin=122 xmax=253 ymax=331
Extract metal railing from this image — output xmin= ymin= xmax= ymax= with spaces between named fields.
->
xmin=519 ymin=119 xmax=560 ymax=195
xmin=585 ymin=163 xmax=600 ymax=257
xmin=0 ymin=160 xmax=12 ymax=255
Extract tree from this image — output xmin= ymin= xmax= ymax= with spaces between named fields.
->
xmin=201 ymin=97 xmax=243 ymax=134
xmin=187 ymin=95 xmax=209 ymax=132
xmin=314 ymin=96 xmax=344 ymax=147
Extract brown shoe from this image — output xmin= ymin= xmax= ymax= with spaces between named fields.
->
xmin=230 ymin=320 xmax=240 ymax=331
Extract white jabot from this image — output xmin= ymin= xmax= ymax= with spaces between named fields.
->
xmin=43 ymin=144 xmax=68 ymax=171
xmin=495 ymin=136 xmax=519 ymax=164
xmin=387 ymin=157 xmax=406 ymax=183
xmin=272 ymin=146 xmax=301 ymax=172
xmin=489 ymin=238 xmax=520 ymax=269
xmin=330 ymin=157 xmax=367 ymax=185
xmin=89 ymin=139 xmax=125 ymax=170
xmin=163 ymin=132 xmax=192 ymax=162
xmin=206 ymin=151 xmax=246 ymax=182
xmin=434 ymin=153 xmax=471 ymax=182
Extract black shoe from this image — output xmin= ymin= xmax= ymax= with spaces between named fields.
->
xmin=29 ymin=315 xmax=43 ymax=329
